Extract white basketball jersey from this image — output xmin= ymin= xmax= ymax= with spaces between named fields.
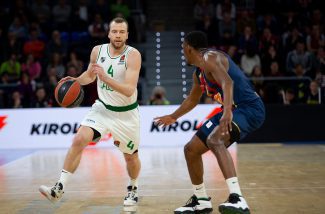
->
xmin=96 ymin=44 xmax=137 ymax=106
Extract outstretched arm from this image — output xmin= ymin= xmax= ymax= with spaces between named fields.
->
xmin=154 ymin=72 xmax=202 ymax=127
xmin=92 ymin=49 xmax=141 ymax=97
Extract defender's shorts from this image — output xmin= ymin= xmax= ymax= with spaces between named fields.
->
xmin=196 ymin=98 xmax=265 ymax=147
xmin=81 ymin=100 xmax=140 ymax=154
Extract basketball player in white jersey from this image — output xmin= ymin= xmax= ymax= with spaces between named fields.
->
xmin=39 ymin=17 xmax=142 ymax=207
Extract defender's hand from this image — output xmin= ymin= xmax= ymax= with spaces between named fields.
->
xmin=154 ymin=115 xmax=177 ymax=127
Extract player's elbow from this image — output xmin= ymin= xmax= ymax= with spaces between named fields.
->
xmin=124 ymin=88 xmax=135 ymax=97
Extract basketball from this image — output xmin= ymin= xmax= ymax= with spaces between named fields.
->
xmin=54 ymin=79 xmax=84 ymax=108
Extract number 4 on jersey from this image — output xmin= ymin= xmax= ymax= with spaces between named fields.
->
xmin=107 ymin=65 xmax=113 ymax=77
xmin=127 ymin=141 xmax=134 ymax=150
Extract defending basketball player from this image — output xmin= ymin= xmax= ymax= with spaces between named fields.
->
xmin=39 ymin=17 xmax=142 ymax=207
xmin=155 ymin=31 xmax=265 ymax=214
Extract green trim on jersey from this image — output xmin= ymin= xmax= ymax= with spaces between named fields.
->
xmin=96 ymin=45 xmax=103 ymax=62
xmin=107 ymin=44 xmax=129 ymax=59
xmin=98 ymin=99 xmax=138 ymax=112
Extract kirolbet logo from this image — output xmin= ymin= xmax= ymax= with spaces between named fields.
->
xmin=151 ymin=120 xmax=199 ymax=132
xmin=31 ymin=123 xmax=79 ymax=135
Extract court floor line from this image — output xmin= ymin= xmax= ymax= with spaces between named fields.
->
xmin=1 ymin=186 xmax=325 ymax=195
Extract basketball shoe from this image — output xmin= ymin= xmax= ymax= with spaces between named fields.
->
xmin=39 ymin=182 xmax=64 ymax=203
xmin=124 ymin=186 xmax=138 ymax=206
xmin=174 ymin=195 xmax=213 ymax=214
xmin=218 ymin=193 xmax=250 ymax=214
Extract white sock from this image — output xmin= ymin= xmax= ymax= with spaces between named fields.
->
xmin=226 ymin=177 xmax=242 ymax=196
xmin=129 ymin=178 xmax=138 ymax=188
xmin=58 ymin=169 xmax=72 ymax=188
xmin=193 ymin=183 xmax=208 ymax=199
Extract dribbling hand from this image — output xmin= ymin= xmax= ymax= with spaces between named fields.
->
xmin=154 ymin=115 xmax=177 ymax=127
xmin=59 ymin=76 xmax=77 ymax=84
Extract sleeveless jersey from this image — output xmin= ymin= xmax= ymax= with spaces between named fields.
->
xmin=195 ymin=49 xmax=259 ymax=105
xmin=96 ymin=44 xmax=137 ymax=106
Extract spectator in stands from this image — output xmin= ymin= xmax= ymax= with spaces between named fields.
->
xmin=67 ymin=51 xmax=84 ymax=74
xmin=0 ymin=53 xmax=21 ymax=83
xmin=237 ymin=10 xmax=256 ymax=35
xmin=240 ymin=45 xmax=261 ymax=76
xmin=283 ymin=88 xmax=296 ymax=105
xmin=283 ymin=26 xmax=304 ymax=55
xmin=256 ymin=14 xmax=278 ymax=35
xmin=313 ymin=47 xmax=324 ymax=76
xmin=3 ymin=32 xmax=23 ymax=60
xmin=0 ymin=72 xmax=11 ymax=108
xmin=52 ymin=0 xmax=71 ymax=31
xmin=47 ymin=53 xmax=66 ymax=79
xmin=259 ymin=27 xmax=278 ymax=57
xmin=90 ymin=0 xmax=110 ymax=21
xmin=218 ymin=12 xmax=236 ymax=42
xmin=32 ymin=87 xmax=52 ymax=108
xmin=17 ymin=72 xmax=34 ymax=107
xmin=216 ymin=0 xmax=236 ymax=21
xmin=269 ymin=61 xmax=283 ymax=77
xmin=286 ymin=40 xmax=313 ymax=76
xmin=43 ymin=71 xmax=59 ymax=107
xmin=21 ymin=54 xmax=41 ymax=82
xmin=250 ymin=65 xmax=264 ymax=97
xmin=88 ymin=13 xmax=109 ymax=44
xmin=306 ymin=80 xmax=320 ymax=104
xmin=9 ymin=91 xmax=23 ymax=108
xmin=66 ymin=65 xmax=80 ymax=78
xmin=23 ymin=29 xmax=45 ymax=59
xmin=261 ymin=45 xmax=281 ymax=74
xmin=238 ymin=26 xmax=258 ymax=55
xmin=194 ymin=0 xmax=214 ymax=28
xmin=148 ymin=86 xmax=170 ymax=105
xmin=110 ymin=0 xmax=131 ymax=19
xmin=46 ymin=30 xmax=68 ymax=59
xmin=193 ymin=0 xmax=216 ymax=45
xmin=8 ymin=16 xmax=28 ymax=40
xmin=306 ymin=24 xmax=324 ymax=53
xmin=292 ymin=64 xmax=309 ymax=103
xmin=31 ymin=0 xmax=51 ymax=35
xmin=72 ymin=0 xmax=90 ymax=31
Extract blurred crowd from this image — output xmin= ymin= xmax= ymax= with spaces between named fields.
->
xmin=0 ymin=0 xmax=145 ymax=108
xmin=194 ymin=0 xmax=324 ymax=104
xmin=0 ymin=0 xmax=324 ymax=108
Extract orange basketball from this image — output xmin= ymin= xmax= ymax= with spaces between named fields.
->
xmin=54 ymin=80 xmax=84 ymax=108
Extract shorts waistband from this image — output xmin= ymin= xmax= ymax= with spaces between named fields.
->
xmin=98 ymin=99 xmax=138 ymax=112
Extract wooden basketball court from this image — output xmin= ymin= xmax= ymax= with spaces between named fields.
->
xmin=0 ymin=143 xmax=324 ymax=213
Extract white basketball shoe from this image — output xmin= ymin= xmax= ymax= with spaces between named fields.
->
xmin=39 ymin=182 xmax=64 ymax=203
xmin=174 ymin=195 xmax=213 ymax=214
xmin=219 ymin=193 xmax=250 ymax=214
xmin=124 ymin=185 xmax=138 ymax=206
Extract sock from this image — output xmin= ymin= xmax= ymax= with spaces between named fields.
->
xmin=58 ymin=169 xmax=72 ymax=188
xmin=226 ymin=177 xmax=242 ymax=196
xmin=193 ymin=183 xmax=208 ymax=199
xmin=129 ymin=178 xmax=138 ymax=189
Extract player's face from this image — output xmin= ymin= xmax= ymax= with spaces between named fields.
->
xmin=182 ymin=42 xmax=193 ymax=65
xmin=108 ymin=22 xmax=128 ymax=49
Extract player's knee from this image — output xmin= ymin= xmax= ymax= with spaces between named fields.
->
xmin=124 ymin=153 xmax=138 ymax=164
xmin=72 ymin=134 xmax=89 ymax=150
xmin=206 ymin=131 xmax=224 ymax=149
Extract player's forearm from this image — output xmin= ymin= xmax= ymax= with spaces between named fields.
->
xmin=171 ymin=96 xmax=200 ymax=119
xmin=102 ymin=77 xmax=135 ymax=97
xmin=222 ymin=79 xmax=234 ymax=110
xmin=76 ymin=71 xmax=96 ymax=85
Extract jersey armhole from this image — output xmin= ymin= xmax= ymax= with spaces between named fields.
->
xmin=96 ymin=45 xmax=103 ymax=63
